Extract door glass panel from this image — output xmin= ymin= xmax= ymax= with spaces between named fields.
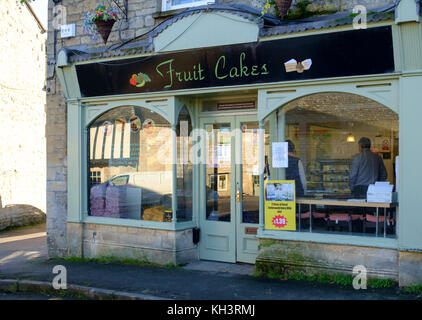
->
xmin=205 ymin=123 xmax=231 ymax=222
xmin=241 ymin=122 xmax=260 ymax=224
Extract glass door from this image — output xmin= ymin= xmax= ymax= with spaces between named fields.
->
xmin=236 ymin=120 xmax=259 ymax=263
xmin=199 ymin=117 xmax=236 ymax=262
xmin=199 ymin=115 xmax=259 ymax=263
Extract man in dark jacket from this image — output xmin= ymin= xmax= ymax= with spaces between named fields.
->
xmin=286 ymin=140 xmax=306 ymax=196
xmin=350 ymin=137 xmax=388 ymax=198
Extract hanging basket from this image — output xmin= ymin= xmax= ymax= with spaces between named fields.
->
xmin=95 ymin=19 xmax=116 ymax=44
xmin=274 ymin=0 xmax=293 ymax=19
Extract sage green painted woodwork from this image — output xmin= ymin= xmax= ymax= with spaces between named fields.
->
xmin=398 ymin=74 xmax=422 ymax=251
xmin=199 ymin=116 xmax=237 ymax=263
xmin=395 ymin=0 xmax=420 ymax=24
xmin=198 ymin=114 xmax=259 ymax=263
xmin=236 ymin=115 xmax=260 ymax=264
xmin=259 ymin=120 xmax=265 ymax=231
xmin=66 ymin=95 xmax=201 ymax=230
xmin=153 ymin=12 xmax=259 ymax=53
xmin=389 ymin=14 xmax=422 ymax=252
xmin=395 ymin=22 xmax=422 ymax=71
xmin=255 ymin=78 xmax=402 ymax=248
xmin=67 ymin=99 xmax=84 ymax=222
xmin=56 ymin=65 xmax=81 ymax=100
xmin=257 ymin=77 xmax=400 ymax=121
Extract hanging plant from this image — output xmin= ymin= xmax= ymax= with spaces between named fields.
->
xmin=260 ymin=0 xmax=293 ymax=20
xmin=273 ymin=0 xmax=293 ymax=19
xmin=83 ymin=2 xmax=120 ymax=44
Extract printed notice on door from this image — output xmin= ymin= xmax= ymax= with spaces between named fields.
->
xmin=272 ymin=142 xmax=288 ymax=168
xmin=264 ymin=180 xmax=296 ymax=231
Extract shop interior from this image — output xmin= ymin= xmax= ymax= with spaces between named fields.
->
xmin=269 ymin=92 xmax=399 ymax=236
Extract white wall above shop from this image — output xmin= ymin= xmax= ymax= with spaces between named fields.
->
xmin=153 ymin=12 xmax=259 ymax=53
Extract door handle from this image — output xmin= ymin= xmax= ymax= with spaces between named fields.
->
xmin=236 ymin=189 xmax=241 ymax=202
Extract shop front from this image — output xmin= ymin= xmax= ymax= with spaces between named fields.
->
xmin=56 ymin=1 xmax=422 ymax=285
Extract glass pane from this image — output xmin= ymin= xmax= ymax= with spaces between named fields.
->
xmin=176 ymin=107 xmax=193 ymax=222
xmin=205 ymin=123 xmax=231 ymax=222
xmin=110 ymin=175 xmax=129 ymax=186
xmin=88 ymin=106 xmax=172 ymax=221
xmin=241 ymin=122 xmax=259 ymax=224
xmin=267 ymin=92 xmax=399 ymax=237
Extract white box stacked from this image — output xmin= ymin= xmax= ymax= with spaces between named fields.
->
xmin=367 ymin=182 xmax=394 ymax=203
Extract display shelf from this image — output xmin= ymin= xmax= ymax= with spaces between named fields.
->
xmin=306 ymin=159 xmax=352 ymax=195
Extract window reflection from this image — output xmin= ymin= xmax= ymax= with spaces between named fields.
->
xmin=205 ymin=123 xmax=231 ymax=222
xmin=241 ymin=122 xmax=260 ymax=224
xmin=88 ymin=106 xmax=173 ymax=221
xmin=176 ymin=107 xmax=193 ymax=222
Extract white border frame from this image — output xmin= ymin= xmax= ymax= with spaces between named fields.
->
xmin=161 ymin=0 xmax=215 ymax=12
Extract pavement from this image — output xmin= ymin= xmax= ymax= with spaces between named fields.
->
xmin=0 ymin=224 xmax=421 ymax=300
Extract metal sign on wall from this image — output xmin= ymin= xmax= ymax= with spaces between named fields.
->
xmin=76 ymin=26 xmax=395 ymax=98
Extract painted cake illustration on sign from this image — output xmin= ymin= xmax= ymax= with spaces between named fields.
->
xmin=284 ymin=59 xmax=312 ymax=73
xmin=130 ymin=72 xmax=152 ymax=87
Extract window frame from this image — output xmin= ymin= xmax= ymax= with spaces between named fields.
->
xmin=83 ymin=102 xmax=196 ymax=228
xmin=263 ymin=92 xmax=399 ymax=239
xmin=161 ymin=0 xmax=215 ymax=12
xmin=86 ymin=105 xmax=174 ymax=222
xmin=90 ymin=170 xmax=102 ymax=184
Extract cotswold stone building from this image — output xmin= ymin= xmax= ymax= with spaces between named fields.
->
xmin=47 ymin=0 xmax=422 ymax=286
xmin=0 ymin=0 xmax=46 ymax=228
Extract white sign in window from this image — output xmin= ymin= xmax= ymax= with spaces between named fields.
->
xmin=272 ymin=142 xmax=288 ymax=168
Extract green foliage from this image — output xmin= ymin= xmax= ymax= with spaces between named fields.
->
xmin=165 ymin=263 xmax=181 ymax=269
xmin=367 ymin=278 xmax=396 ymax=288
xmin=4 ymin=283 xmax=19 ymax=293
xmin=253 ymin=270 xmax=264 ymax=278
xmin=332 ymin=274 xmax=354 ymax=286
xmin=268 ymin=0 xmax=280 ymax=17
xmin=402 ymin=285 xmax=422 ymax=294
xmin=254 ymin=264 xmax=397 ymax=289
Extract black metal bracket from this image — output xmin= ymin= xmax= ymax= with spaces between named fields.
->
xmin=193 ymin=228 xmax=200 ymax=244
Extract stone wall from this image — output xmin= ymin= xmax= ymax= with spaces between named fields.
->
xmin=256 ymin=238 xmax=399 ymax=280
xmin=66 ymin=222 xmax=198 ymax=265
xmin=291 ymin=0 xmax=394 ymax=13
xmin=0 ymin=1 xmax=46 ymax=215
xmin=256 ymin=238 xmax=422 ymax=287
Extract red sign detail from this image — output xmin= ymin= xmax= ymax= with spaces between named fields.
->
xmin=382 ymin=139 xmax=390 ymax=151
xmin=272 ymin=215 xmax=288 ymax=228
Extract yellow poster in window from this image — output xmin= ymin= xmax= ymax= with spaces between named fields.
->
xmin=264 ymin=180 xmax=296 ymax=231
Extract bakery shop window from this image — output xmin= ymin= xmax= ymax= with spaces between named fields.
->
xmin=265 ymin=93 xmax=399 ymax=238
xmin=88 ymin=106 xmax=173 ymax=221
